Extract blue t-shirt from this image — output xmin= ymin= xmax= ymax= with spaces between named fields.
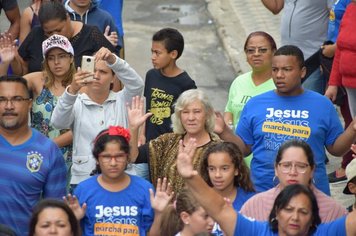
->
xmin=328 ymin=0 xmax=352 ymax=42
xmin=236 ymin=90 xmax=343 ymax=195
xmin=235 ymin=213 xmax=346 ymax=236
xmin=212 ymin=188 xmax=255 ymax=235
xmin=0 ymin=129 xmax=67 ymax=235
xmin=75 ymin=174 xmax=154 ymax=236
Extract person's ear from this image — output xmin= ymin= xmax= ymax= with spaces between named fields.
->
xmin=170 ymin=50 xmax=178 ymax=60
xmin=348 ymin=182 xmax=356 ymax=194
xmin=300 ymin=66 xmax=307 ymax=79
xmin=180 ymin=211 xmax=190 ymax=225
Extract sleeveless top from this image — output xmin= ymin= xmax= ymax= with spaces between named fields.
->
xmin=31 ymin=87 xmax=72 ymax=164
xmin=30 ymin=5 xmax=40 ymax=29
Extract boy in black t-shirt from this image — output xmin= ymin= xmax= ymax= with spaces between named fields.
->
xmin=142 ymin=28 xmax=197 ymax=143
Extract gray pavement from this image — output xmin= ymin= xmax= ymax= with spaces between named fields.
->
xmin=0 ymin=0 xmax=352 ymax=209
xmin=209 ymin=0 xmax=353 ymax=208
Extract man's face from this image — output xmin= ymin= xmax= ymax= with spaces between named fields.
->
xmin=272 ymin=55 xmax=306 ymax=96
xmin=70 ymin=0 xmax=91 ymax=8
xmin=0 ymin=82 xmax=32 ymax=131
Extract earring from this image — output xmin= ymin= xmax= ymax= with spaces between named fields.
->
xmin=272 ymin=176 xmax=279 ymax=186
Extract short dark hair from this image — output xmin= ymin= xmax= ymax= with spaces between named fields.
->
xmin=39 ymin=1 xmax=67 ymax=25
xmin=274 ymin=45 xmax=305 ymax=68
xmin=275 ymin=139 xmax=315 ymax=169
xmin=244 ymin=31 xmax=277 ymax=51
xmin=28 ymin=199 xmax=80 ymax=236
xmin=152 ymin=28 xmax=184 ymax=59
xmin=269 ymin=184 xmax=321 ymax=234
xmin=0 ymin=75 xmax=33 ymax=99
xmin=200 ymin=142 xmax=255 ymax=192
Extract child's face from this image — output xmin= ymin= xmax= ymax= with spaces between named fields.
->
xmin=151 ymin=41 xmax=175 ymax=70
xmin=207 ymin=152 xmax=238 ymax=192
xmin=97 ymin=141 xmax=128 ymax=180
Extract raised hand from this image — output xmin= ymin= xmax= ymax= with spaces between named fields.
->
xmin=68 ymin=67 xmax=94 ymax=95
xmin=149 ymin=177 xmax=174 ymax=213
xmin=63 ymin=194 xmax=87 ymax=220
xmin=95 ymin=46 xmax=116 ymax=65
xmin=127 ymin=96 xmax=152 ymax=129
xmin=104 ymin=26 xmax=119 ymax=47
xmin=0 ymin=33 xmax=16 ymax=63
xmin=176 ymin=139 xmax=198 ymax=179
xmin=351 ymin=144 xmax=356 ymax=159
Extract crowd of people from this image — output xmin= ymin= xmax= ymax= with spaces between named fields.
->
xmin=0 ymin=0 xmax=355 ymax=235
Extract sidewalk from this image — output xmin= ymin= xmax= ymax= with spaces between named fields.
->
xmin=207 ymin=0 xmax=353 ymax=209
xmin=207 ymin=0 xmax=280 ymax=74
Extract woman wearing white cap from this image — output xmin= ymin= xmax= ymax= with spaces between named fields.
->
xmin=24 ymin=34 xmax=76 ymax=173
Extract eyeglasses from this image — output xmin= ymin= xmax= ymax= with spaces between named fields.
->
xmin=245 ymin=47 xmax=269 ymax=55
xmin=0 ymin=96 xmax=31 ymax=106
xmin=47 ymin=53 xmax=71 ymax=62
xmin=99 ymin=153 xmax=128 ymax=163
xmin=278 ymin=162 xmax=310 ymax=174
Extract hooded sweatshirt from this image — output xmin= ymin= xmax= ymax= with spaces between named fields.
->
xmin=64 ymin=0 xmax=121 ymax=47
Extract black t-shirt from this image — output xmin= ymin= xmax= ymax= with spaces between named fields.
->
xmin=144 ymin=69 xmax=197 ymax=141
xmin=18 ymin=24 xmax=119 ymax=73
xmin=0 ymin=0 xmax=17 ymax=12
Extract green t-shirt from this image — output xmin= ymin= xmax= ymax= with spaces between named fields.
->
xmin=225 ymin=71 xmax=276 ymax=128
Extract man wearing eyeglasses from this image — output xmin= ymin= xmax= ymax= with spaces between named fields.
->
xmin=217 ymin=45 xmax=356 ymax=196
xmin=0 ymin=75 xmax=67 ymax=236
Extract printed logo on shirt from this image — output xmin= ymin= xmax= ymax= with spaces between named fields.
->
xmin=262 ymin=108 xmax=311 ymax=150
xmin=94 ymin=205 xmax=140 ymax=236
xmin=149 ymin=88 xmax=174 ymax=125
xmin=26 ymin=151 xmax=43 ymax=172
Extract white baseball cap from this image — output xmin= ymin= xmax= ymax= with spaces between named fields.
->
xmin=42 ymin=34 xmax=74 ymax=58
xmin=343 ymin=158 xmax=356 ymax=194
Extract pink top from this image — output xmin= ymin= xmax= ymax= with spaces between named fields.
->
xmin=240 ymin=184 xmax=347 ymax=222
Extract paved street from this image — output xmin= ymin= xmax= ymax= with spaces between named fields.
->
xmin=1 ymin=0 xmax=352 ymax=208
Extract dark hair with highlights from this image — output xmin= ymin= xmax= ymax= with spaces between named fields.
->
xmin=269 ymin=184 xmax=321 ymax=234
xmin=200 ymin=142 xmax=255 ymax=192
xmin=160 ymin=188 xmax=202 ymax=236
xmin=244 ymin=31 xmax=277 ymax=51
xmin=28 ymin=199 xmax=80 ymax=236
xmin=275 ymin=139 xmax=315 ymax=169
xmin=39 ymin=1 xmax=67 ymax=25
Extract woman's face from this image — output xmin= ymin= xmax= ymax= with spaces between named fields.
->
xmin=46 ymin=48 xmax=73 ymax=77
xmin=97 ymin=141 xmax=128 ymax=180
xmin=42 ymin=17 xmax=72 ymax=39
xmin=275 ymin=147 xmax=314 ymax=188
xmin=207 ymin=152 xmax=237 ymax=192
xmin=34 ymin=207 xmax=73 ymax=236
xmin=180 ymin=100 xmax=208 ymax=135
xmin=245 ymin=35 xmax=274 ymax=72
xmin=276 ymin=193 xmax=313 ymax=236
xmin=182 ymin=207 xmax=215 ymax=234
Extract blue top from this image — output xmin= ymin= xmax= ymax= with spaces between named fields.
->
xmin=75 ymin=174 xmax=154 ymax=236
xmin=0 ymin=129 xmax=67 ymax=235
xmin=236 ymin=90 xmax=343 ymax=195
xmin=235 ymin=213 xmax=346 ymax=236
xmin=212 ymin=188 xmax=255 ymax=235
xmin=97 ymin=0 xmax=124 ymax=36
xmin=327 ymin=0 xmax=352 ymax=42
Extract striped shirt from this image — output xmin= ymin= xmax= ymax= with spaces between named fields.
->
xmin=0 ymin=129 xmax=67 ymax=235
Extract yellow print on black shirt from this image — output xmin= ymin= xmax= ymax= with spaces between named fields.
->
xmin=149 ymin=88 xmax=174 ymax=125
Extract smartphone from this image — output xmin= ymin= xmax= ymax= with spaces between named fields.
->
xmin=81 ymin=56 xmax=95 ymax=81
